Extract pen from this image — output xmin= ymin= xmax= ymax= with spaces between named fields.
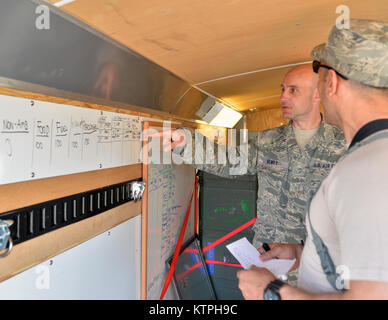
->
xmin=262 ymin=242 xmax=278 ymax=259
xmin=262 ymin=242 xmax=271 ymax=252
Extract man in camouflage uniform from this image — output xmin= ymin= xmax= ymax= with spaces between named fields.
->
xmin=237 ymin=18 xmax=388 ymax=300
xmin=158 ymin=64 xmax=346 ymax=286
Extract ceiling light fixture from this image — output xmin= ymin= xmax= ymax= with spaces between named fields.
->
xmin=195 ymin=97 xmax=242 ymax=128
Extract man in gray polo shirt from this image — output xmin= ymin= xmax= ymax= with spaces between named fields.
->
xmin=237 ymin=18 xmax=388 ymax=300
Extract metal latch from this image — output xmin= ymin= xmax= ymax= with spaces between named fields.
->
xmin=0 ymin=219 xmax=13 ymax=258
xmin=131 ymin=181 xmax=146 ymax=202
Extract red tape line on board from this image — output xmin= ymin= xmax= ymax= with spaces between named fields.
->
xmin=202 ymin=217 xmax=257 ymax=253
xmin=159 ymin=190 xmax=194 ymax=300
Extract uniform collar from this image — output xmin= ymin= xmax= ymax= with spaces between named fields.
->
xmin=349 ymin=119 xmax=388 ymax=149
xmin=287 ymin=115 xmax=326 ymax=151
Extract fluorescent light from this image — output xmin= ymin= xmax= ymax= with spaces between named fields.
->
xmin=208 ymin=105 xmax=242 ymax=128
xmin=54 ymin=0 xmax=76 ymax=7
xmin=196 ymin=97 xmax=242 ymax=128
xmin=202 ymin=102 xmax=223 ymax=123
xmin=194 ymin=120 xmax=208 ymax=125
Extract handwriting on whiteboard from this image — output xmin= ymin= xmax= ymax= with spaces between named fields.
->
xmin=146 ymin=162 xmax=195 ymax=299
xmin=0 ymin=95 xmax=142 ymax=185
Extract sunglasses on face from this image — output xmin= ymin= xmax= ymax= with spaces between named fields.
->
xmin=312 ymin=60 xmax=348 ymax=80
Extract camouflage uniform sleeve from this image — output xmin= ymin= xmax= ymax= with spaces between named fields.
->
xmin=172 ymin=127 xmax=259 ymax=178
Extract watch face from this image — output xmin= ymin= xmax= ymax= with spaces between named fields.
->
xmin=263 ymin=286 xmax=281 ymax=300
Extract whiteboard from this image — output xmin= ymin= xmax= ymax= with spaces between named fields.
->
xmin=0 ymin=215 xmax=141 ymax=300
xmin=0 ymin=94 xmax=142 ymax=185
xmin=146 ymin=157 xmax=196 ymax=299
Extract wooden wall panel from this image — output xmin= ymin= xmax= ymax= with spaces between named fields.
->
xmin=246 ymin=108 xmax=289 ymax=132
xmin=0 ymin=164 xmax=142 ymax=214
xmin=0 ymin=201 xmax=141 ymax=283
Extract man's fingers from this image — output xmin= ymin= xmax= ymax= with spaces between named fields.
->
xmin=290 ymin=260 xmax=299 ymax=272
xmin=145 ymin=129 xmax=187 ymax=152
xmin=163 ymin=137 xmax=184 ymax=151
xmin=260 ymin=251 xmax=276 ymax=261
xmin=259 ymin=245 xmax=281 ymax=261
xmin=236 ymin=267 xmax=254 ymax=284
xmin=163 ymin=141 xmax=176 ymax=152
xmin=149 ymin=130 xmax=170 ymax=138
xmin=259 ymin=243 xmax=300 ymax=262
xmin=149 ymin=130 xmax=183 ymax=141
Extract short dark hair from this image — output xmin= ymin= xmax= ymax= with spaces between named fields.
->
xmin=349 ymin=79 xmax=388 ymax=97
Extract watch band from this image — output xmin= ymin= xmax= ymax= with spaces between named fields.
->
xmin=270 ymin=279 xmax=286 ymax=290
xmin=264 ymin=279 xmax=286 ymax=300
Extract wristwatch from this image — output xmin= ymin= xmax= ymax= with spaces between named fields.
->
xmin=263 ymin=279 xmax=286 ymax=300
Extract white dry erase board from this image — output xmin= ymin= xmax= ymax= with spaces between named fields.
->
xmin=144 ymin=123 xmax=196 ymax=300
xmin=0 ymin=215 xmax=141 ymax=300
xmin=0 ymin=94 xmax=142 ymax=185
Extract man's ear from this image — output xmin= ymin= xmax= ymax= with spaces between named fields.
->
xmin=312 ymin=87 xmax=320 ymax=104
xmin=327 ymin=69 xmax=339 ymax=97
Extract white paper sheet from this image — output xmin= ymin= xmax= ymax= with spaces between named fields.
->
xmin=226 ymin=237 xmax=295 ymax=278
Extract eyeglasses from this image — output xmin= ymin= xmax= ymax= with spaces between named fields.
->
xmin=312 ymin=60 xmax=348 ymax=80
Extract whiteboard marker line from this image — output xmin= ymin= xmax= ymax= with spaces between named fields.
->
xmin=31 ymin=118 xmax=36 ymax=170
xmin=50 ymin=119 xmax=53 ymax=165
xmin=81 ymin=118 xmax=84 ymax=161
xmin=68 ymin=116 xmax=72 ymax=158
xmin=121 ymin=120 xmax=124 ymax=165
xmin=110 ymin=118 xmax=112 ymax=164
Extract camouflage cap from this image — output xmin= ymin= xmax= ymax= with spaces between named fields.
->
xmin=311 ymin=19 xmax=388 ymax=88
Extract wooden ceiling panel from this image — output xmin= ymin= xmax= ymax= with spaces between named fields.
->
xmin=197 ymin=66 xmax=296 ymax=111
xmin=49 ymin=0 xmax=388 ymax=114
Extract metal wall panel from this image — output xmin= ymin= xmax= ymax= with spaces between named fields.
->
xmin=0 ymin=0 xmax=207 ymax=116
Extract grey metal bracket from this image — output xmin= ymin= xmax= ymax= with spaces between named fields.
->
xmin=0 ymin=219 xmax=13 ymax=258
xmin=131 ymin=181 xmax=146 ymax=202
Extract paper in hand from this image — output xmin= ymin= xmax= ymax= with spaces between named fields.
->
xmin=226 ymin=237 xmax=295 ymax=278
